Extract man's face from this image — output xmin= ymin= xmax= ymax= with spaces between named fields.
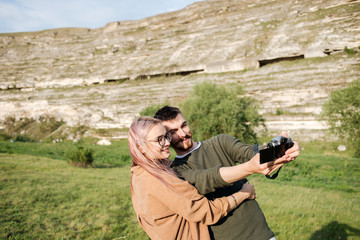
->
xmin=161 ymin=114 xmax=194 ymax=154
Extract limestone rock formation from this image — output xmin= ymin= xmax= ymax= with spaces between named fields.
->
xmin=0 ymin=0 xmax=359 ymax=140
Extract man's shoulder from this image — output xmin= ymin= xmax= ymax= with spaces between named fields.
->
xmin=204 ymin=134 xmax=236 ymax=146
xmin=173 ymin=135 xmax=236 ymax=165
xmin=207 ymin=134 xmax=235 ymax=140
xmin=214 ymin=134 xmax=235 ymax=140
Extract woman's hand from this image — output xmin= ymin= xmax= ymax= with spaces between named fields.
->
xmin=231 ymin=182 xmax=256 ymax=208
xmin=240 ymin=182 xmax=256 ymax=200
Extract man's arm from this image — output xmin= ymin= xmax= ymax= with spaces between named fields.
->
xmin=173 ymin=135 xmax=300 ymax=194
xmin=173 ymin=142 xmax=299 ymax=194
xmin=220 ymin=141 xmax=301 ymax=183
xmin=220 ymin=134 xmax=257 ymax=164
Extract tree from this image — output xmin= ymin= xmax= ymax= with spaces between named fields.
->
xmin=322 ymin=79 xmax=360 ymax=157
xmin=180 ymin=82 xmax=265 ymax=144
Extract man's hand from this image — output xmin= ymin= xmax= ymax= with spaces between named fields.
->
xmin=267 ymin=140 xmax=300 ymax=175
xmin=280 ymin=131 xmax=300 ymax=160
xmin=285 ymin=141 xmax=300 ymax=159
xmin=249 ymin=139 xmax=300 ymax=176
xmin=248 ymin=153 xmax=282 ymax=175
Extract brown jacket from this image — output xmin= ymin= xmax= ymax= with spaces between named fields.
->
xmin=131 ymin=166 xmax=237 ymax=240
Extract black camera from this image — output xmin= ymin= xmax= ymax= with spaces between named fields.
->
xmin=260 ymin=136 xmax=294 ymax=164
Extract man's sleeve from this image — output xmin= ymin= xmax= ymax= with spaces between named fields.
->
xmin=172 ymin=164 xmax=232 ymax=195
xmin=221 ymin=134 xmax=265 ymax=164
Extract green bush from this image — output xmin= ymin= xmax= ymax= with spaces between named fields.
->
xmin=344 ymin=46 xmax=355 ymax=55
xmin=275 ymin=108 xmax=285 ymax=115
xmin=14 ymin=135 xmax=33 ymax=142
xmin=321 ymin=79 xmax=360 ymax=157
xmin=68 ymin=145 xmax=95 ymax=167
xmin=181 ymin=82 xmax=265 ymax=143
xmin=0 ymin=133 xmax=11 ymax=141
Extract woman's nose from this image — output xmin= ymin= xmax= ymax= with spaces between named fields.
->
xmin=164 ymin=137 xmax=171 ymax=146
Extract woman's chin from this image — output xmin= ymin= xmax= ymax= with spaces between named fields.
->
xmin=162 ymin=151 xmax=171 ymax=159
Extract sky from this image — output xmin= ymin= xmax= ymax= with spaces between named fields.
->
xmin=0 ymin=0 xmax=201 ymax=33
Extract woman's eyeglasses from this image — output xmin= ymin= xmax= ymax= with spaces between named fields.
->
xmin=149 ymin=132 xmax=172 ymax=147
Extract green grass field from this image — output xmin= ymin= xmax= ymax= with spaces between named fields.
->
xmin=0 ymin=140 xmax=359 ymax=239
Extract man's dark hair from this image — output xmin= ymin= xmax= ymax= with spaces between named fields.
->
xmin=154 ymin=106 xmax=182 ymax=121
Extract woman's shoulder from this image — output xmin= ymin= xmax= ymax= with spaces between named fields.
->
xmin=131 ymin=165 xmax=145 ymax=176
xmin=131 ymin=166 xmax=155 ymax=182
xmin=131 ymin=167 xmax=164 ymax=195
xmin=131 ymin=166 xmax=178 ymax=185
xmin=131 ymin=166 xmax=194 ymax=192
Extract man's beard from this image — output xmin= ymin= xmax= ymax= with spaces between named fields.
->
xmin=173 ymin=135 xmax=193 ymax=152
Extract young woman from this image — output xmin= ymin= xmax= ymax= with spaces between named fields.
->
xmin=128 ymin=117 xmax=256 ymax=240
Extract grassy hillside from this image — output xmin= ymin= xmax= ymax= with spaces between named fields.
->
xmin=0 ymin=140 xmax=359 ymax=239
xmin=0 ymin=153 xmax=146 ymax=239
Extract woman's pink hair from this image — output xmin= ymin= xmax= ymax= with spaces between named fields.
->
xmin=128 ymin=116 xmax=177 ymax=191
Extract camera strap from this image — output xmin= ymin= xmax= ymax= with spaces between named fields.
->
xmin=265 ymin=166 xmax=282 ymax=179
xmin=253 ymin=144 xmax=259 ymax=154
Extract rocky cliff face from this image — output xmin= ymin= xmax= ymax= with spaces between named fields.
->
xmin=0 ymin=0 xmax=359 ymax=140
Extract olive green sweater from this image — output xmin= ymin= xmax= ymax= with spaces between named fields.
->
xmin=172 ymin=134 xmax=274 ymax=240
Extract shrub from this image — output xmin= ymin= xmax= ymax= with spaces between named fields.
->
xmin=180 ymin=82 xmax=265 ymax=143
xmin=0 ymin=133 xmax=12 ymax=141
xmin=321 ymin=79 xmax=360 ymax=157
xmin=14 ymin=135 xmax=33 ymax=142
xmin=344 ymin=46 xmax=355 ymax=55
xmin=276 ymin=108 xmax=285 ymax=115
xmin=68 ymin=145 xmax=95 ymax=167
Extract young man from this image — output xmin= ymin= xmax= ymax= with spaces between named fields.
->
xmin=154 ymin=106 xmax=300 ymax=240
